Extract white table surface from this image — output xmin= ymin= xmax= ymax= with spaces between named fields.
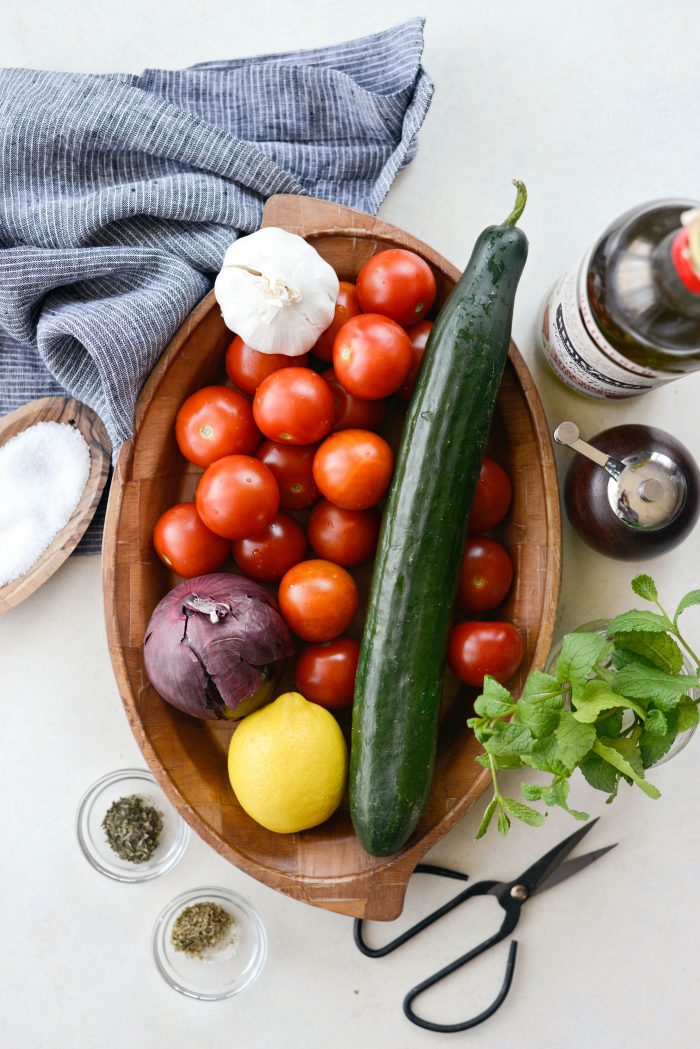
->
xmin=3 ymin=2 xmax=700 ymax=1046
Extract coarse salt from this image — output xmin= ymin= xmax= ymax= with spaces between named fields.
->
xmin=0 ymin=421 xmax=91 ymax=587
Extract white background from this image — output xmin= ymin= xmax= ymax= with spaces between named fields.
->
xmin=2 ymin=2 xmax=700 ymax=1047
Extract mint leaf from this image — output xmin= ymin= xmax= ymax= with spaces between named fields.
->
xmin=523 ymin=780 xmax=588 ymax=820
xmin=613 ymin=663 xmax=699 ymax=712
xmin=521 ymin=671 xmax=562 ymax=702
xmin=596 ymin=708 xmax=623 ymax=738
xmin=497 ymin=806 xmax=511 ymax=835
xmin=644 ymin=708 xmax=668 ymax=736
xmin=528 ymin=712 xmax=596 ymax=774
xmin=516 ymin=698 xmax=563 ymax=740
xmin=580 ymin=752 xmax=619 ymax=795
xmin=608 ymin=609 xmax=669 ymax=635
xmin=613 ymin=631 xmax=683 ymax=674
xmin=546 ymin=779 xmax=589 ymax=820
xmin=571 ymin=679 xmax=646 ymax=724
xmin=501 ymin=796 xmax=546 ymax=827
xmin=674 ymin=589 xmax=700 ymax=625
xmin=593 ymin=740 xmax=661 ymax=799
xmin=475 ymin=796 xmax=498 ymax=839
xmin=601 ymin=735 xmax=645 ymax=776
xmin=555 ymin=632 xmax=609 ymax=696
xmin=677 ymin=699 xmax=700 ymax=733
xmin=631 ymin=574 xmax=658 ymax=602
xmin=555 ymin=712 xmax=598 ymax=766
xmin=483 ymin=722 xmax=534 ymax=758
xmin=489 ymin=753 xmax=526 ymax=770
xmin=640 ymin=710 xmax=679 ymax=768
xmin=474 ymin=677 xmax=516 ymax=718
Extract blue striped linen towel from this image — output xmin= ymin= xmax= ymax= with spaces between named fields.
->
xmin=0 ymin=19 xmax=433 ymax=550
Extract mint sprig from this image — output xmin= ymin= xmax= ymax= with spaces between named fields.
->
xmin=470 ymin=576 xmax=700 ymax=837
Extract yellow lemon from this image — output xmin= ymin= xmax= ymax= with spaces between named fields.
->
xmin=228 ymin=691 xmax=348 ymax=834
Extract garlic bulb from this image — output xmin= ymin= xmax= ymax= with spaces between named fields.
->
xmin=214 ymin=227 xmax=339 ymax=356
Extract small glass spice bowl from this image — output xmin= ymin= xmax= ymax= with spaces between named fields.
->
xmin=152 ymin=886 xmax=267 ymax=1000
xmin=76 ymin=768 xmax=190 ymax=882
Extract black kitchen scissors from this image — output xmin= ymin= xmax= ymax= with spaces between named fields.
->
xmin=354 ymin=818 xmax=616 ymax=1033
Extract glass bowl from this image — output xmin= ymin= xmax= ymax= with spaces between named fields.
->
xmin=76 ymin=768 xmax=190 ymax=881
xmin=152 ymin=887 xmax=267 ymax=1000
xmin=546 ymin=620 xmax=698 ymax=766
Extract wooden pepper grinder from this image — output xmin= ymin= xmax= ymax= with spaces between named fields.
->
xmin=554 ymin=422 xmax=700 ymax=560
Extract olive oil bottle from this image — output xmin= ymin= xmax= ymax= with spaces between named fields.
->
xmin=540 ymin=200 xmax=700 ymax=397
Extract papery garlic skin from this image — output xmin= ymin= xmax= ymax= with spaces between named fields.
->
xmin=214 ymin=226 xmax=339 ymax=356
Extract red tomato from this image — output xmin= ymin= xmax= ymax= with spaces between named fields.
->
xmin=457 ymin=538 xmax=514 ymax=614
xmin=152 ymin=502 xmax=230 ymax=578
xmin=312 ymin=430 xmax=394 ymax=510
xmin=253 ymin=368 xmax=334 ymax=445
xmin=256 ymin=439 xmax=320 ymax=509
xmin=294 ymin=637 xmax=360 ymax=709
xmin=322 ymin=369 xmax=386 ymax=432
xmin=278 ymin=560 xmax=359 ymax=642
xmin=232 ymin=512 xmax=307 ymax=582
xmin=448 ymin=621 xmax=524 ymax=688
xmin=468 ymin=459 xmax=513 ymax=534
xmin=396 ymin=320 xmax=433 ymax=401
xmin=195 ymin=455 xmax=279 ymax=540
xmin=333 ymin=314 xmax=412 ymax=400
xmin=307 ymin=499 xmax=380 ymax=567
xmin=175 ymin=386 xmax=260 ymax=468
xmin=313 ymin=282 xmax=362 ymax=363
xmin=225 ymin=335 xmax=309 ymax=396
xmin=356 ymin=248 xmax=437 ymax=326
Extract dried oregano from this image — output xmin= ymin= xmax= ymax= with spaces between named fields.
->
xmin=102 ymin=794 xmax=163 ymax=863
xmin=171 ymin=902 xmax=235 ymax=958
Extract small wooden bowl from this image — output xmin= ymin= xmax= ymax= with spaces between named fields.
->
xmin=0 ymin=397 xmax=111 ymax=613
xmin=103 ymin=196 xmax=561 ymax=920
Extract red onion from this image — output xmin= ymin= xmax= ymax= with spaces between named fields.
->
xmin=143 ymin=573 xmax=293 ymax=720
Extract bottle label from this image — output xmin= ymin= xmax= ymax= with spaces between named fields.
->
xmin=540 ymin=255 xmax=668 ymax=398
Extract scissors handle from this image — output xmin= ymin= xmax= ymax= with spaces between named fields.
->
xmin=403 ymin=904 xmax=521 ymax=1033
xmin=354 ymin=864 xmax=472 ymax=958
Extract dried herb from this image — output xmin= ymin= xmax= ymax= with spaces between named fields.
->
xmin=102 ymin=794 xmax=163 ymax=863
xmin=171 ymin=902 xmax=235 ymax=958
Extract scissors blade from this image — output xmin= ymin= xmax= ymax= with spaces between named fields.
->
xmin=531 ymin=843 xmax=617 ymax=897
xmin=512 ymin=817 xmax=603 ymax=896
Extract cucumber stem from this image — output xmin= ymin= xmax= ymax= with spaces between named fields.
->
xmin=503 ymin=180 xmax=527 ymax=227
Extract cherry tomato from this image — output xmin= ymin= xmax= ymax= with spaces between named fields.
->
xmin=322 ymin=369 xmax=386 ymax=432
xmin=195 ymin=454 xmax=279 ymax=540
xmin=232 ymin=512 xmax=307 ymax=582
xmin=333 ymin=314 xmax=412 ymax=400
xmin=468 ymin=459 xmax=513 ymax=534
xmin=225 ymin=335 xmax=309 ymax=396
xmin=313 ymin=282 xmax=362 ymax=363
xmin=175 ymin=386 xmax=260 ymax=468
xmin=294 ymin=637 xmax=360 ymax=709
xmin=396 ymin=320 xmax=433 ymax=401
xmin=256 ymin=439 xmax=319 ymax=509
xmin=356 ymin=248 xmax=437 ymax=327
xmin=253 ymin=367 xmax=334 ymax=445
xmin=312 ymin=430 xmax=394 ymax=510
xmin=448 ymin=621 xmax=524 ymax=688
xmin=457 ymin=537 xmax=514 ymax=614
xmin=152 ymin=502 xmax=230 ymax=578
xmin=278 ymin=559 xmax=359 ymax=642
xmin=307 ymin=499 xmax=380 ymax=567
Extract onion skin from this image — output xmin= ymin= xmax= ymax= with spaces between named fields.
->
xmin=143 ymin=573 xmax=293 ymax=720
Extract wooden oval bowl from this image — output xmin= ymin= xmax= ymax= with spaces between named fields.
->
xmin=103 ymin=196 xmax=561 ymax=920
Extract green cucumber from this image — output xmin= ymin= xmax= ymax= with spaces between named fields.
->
xmin=350 ymin=182 xmax=529 ymax=857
